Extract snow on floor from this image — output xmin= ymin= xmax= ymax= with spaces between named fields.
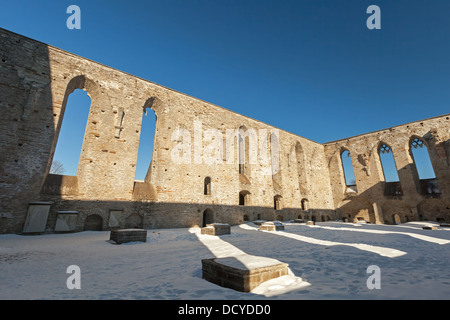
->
xmin=0 ymin=221 xmax=449 ymax=300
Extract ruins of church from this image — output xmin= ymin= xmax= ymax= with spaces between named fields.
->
xmin=1 ymin=28 xmax=449 ymax=234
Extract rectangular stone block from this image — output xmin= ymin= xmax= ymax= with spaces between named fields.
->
xmin=110 ymin=229 xmax=147 ymax=244
xmin=201 ymin=223 xmax=231 ymax=236
xmin=423 ymin=226 xmax=438 ymax=230
xmin=55 ymin=211 xmax=78 ymax=232
xmin=306 ymin=220 xmax=315 ymax=226
xmin=202 ymin=254 xmax=289 ymax=292
xmin=259 ymin=221 xmax=284 ymax=231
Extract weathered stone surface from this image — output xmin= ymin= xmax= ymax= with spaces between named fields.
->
xmin=422 ymin=226 xmax=438 ymax=230
xmin=201 ymin=254 xmax=289 ymax=292
xmin=259 ymin=221 xmax=284 ymax=231
xmin=201 ymin=223 xmax=231 ymax=235
xmin=22 ymin=203 xmax=51 ymax=233
xmin=110 ymin=229 xmax=147 ymax=244
xmin=306 ymin=220 xmax=315 ymax=226
xmin=54 ymin=211 xmax=78 ymax=232
xmin=0 ymin=28 xmax=449 ymax=234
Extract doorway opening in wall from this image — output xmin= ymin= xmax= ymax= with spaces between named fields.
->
xmin=239 ymin=190 xmax=250 ymax=206
xmin=51 ymin=89 xmax=91 ymax=176
xmin=202 ymin=208 xmax=214 ymax=227
xmin=135 ymin=108 xmax=157 ymax=181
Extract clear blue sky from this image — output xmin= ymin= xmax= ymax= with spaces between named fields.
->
xmin=1 ymin=0 xmax=448 ymax=179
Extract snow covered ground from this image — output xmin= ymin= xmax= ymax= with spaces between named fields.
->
xmin=0 ymin=221 xmax=449 ymax=300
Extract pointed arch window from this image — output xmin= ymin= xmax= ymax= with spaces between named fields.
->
xmin=51 ymin=89 xmax=91 ymax=176
xmin=341 ymin=149 xmax=357 ymax=192
xmin=409 ymin=137 xmax=440 ymax=196
xmin=204 ymin=177 xmax=211 ymax=195
xmin=378 ymin=143 xmax=403 ymax=196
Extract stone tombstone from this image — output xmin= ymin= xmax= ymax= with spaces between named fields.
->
xmin=108 ymin=210 xmax=124 ymax=228
xmin=201 ymin=223 xmax=231 ymax=236
xmin=110 ymin=229 xmax=147 ymax=244
xmin=22 ymin=202 xmax=52 ymax=233
xmin=202 ymin=254 xmax=289 ymax=292
xmin=259 ymin=221 xmax=284 ymax=231
xmin=54 ymin=211 xmax=78 ymax=232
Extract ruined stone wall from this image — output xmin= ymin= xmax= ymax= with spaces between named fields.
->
xmin=324 ymin=115 xmax=450 ymax=224
xmin=0 ymin=28 xmax=335 ymax=233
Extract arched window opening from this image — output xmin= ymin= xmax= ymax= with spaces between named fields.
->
xmin=239 ymin=190 xmax=250 ymax=206
xmin=51 ymin=89 xmax=91 ymax=176
xmin=274 ymin=195 xmax=282 ymax=210
xmin=301 ymin=198 xmax=309 ymax=211
xmin=341 ymin=150 xmax=357 ymax=192
xmin=409 ymin=137 xmax=440 ymax=196
xmin=135 ymin=108 xmax=157 ymax=181
xmin=378 ymin=143 xmax=403 ymax=197
xmin=204 ymin=177 xmax=211 ymax=195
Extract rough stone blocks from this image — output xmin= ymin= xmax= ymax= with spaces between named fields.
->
xmin=201 ymin=254 xmax=289 ymax=292
xmin=201 ymin=223 xmax=231 ymax=236
xmin=259 ymin=221 xmax=284 ymax=231
xmin=110 ymin=229 xmax=147 ymax=244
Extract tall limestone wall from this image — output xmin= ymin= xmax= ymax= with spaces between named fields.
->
xmin=0 ymin=28 xmax=335 ymax=233
xmin=324 ymin=115 xmax=450 ymax=224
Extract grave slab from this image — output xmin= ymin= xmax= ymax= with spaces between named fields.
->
xmin=259 ymin=221 xmax=284 ymax=231
xmin=110 ymin=229 xmax=147 ymax=244
xmin=202 ymin=254 xmax=289 ymax=292
xmin=201 ymin=223 xmax=231 ymax=236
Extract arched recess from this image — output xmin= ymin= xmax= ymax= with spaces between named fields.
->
xmin=295 ymin=142 xmax=308 ymax=197
xmin=301 ymin=198 xmax=309 ymax=211
xmin=274 ymin=195 xmax=282 ymax=210
xmin=204 ymin=177 xmax=211 ymax=195
xmin=202 ymin=208 xmax=215 ymax=227
xmin=340 ymin=148 xmax=357 ymax=192
xmin=239 ymin=190 xmax=251 ymax=206
xmin=378 ymin=142 xmax=403 ymax=196
xmin=84 ymin=214 xmax=103 ymax=231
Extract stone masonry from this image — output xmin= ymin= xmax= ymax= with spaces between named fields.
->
xmin=0 ymin=28 xmax=449 ymax=234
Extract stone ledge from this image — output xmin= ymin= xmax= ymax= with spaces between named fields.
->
xmin=202 ymin=254 xmax=289 ymax=292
